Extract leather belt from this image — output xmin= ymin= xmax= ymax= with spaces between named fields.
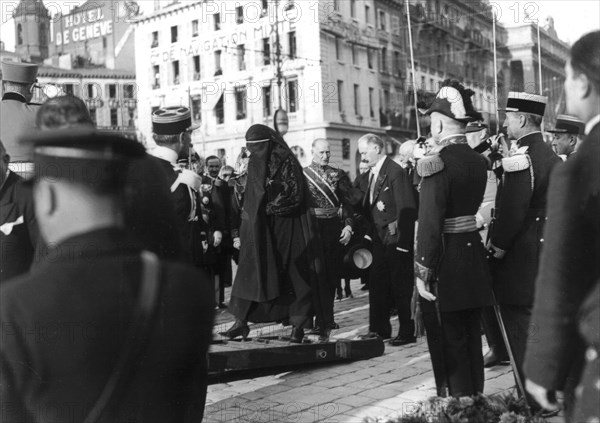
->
xmin=443 ymin=215 xmax=478 ymax=233
xmin=310 ymin=207 xmax=339 ymax=219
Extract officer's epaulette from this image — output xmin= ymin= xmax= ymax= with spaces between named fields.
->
xmin=416 ymin=154 xmax=445 ymax=177
xmin=501 ymin=154 xmax=530 ymax=173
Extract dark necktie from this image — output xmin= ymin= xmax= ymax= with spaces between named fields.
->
xmin=365 ymin=172 xmax=374 ymax=206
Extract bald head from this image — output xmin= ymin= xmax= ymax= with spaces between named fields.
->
xmin=430 ymin=112 xmax=466 ymax=143
xmin=311 ymin=138 xmax=331 ymax=166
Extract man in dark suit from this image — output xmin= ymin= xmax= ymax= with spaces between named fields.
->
xmin=0 ymin=140 xmax=38 ymax=284
xmin=357 ymin=133 xmax=417 ymax=345
xmin=0 ymin=129 xmax=214 ymax=422
xmin=488 ymin=91 xmax=561 ymax=405
xmin=524 ymin=30 xmax=600 ymax=423
xmin=548 ymin=114 xmax=585 ymax=160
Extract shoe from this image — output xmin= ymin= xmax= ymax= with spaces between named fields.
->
xmin=217 ymin=302 xmax=227 ymax=309
xmin=308 ymin=326 xmax=321 ymax=335
xmin=331 ymin=322 xmax=340 ymax=330
xmin=483 ymin=348 xmax=509 ymax=367
xmin=344 ymin=288 xmax=353 ymax=298
xmin=336 ymin=288 xmax=343 ymax=301
xmin=360 ymin=285 xmax=369 ymax=291
xmin=318 ymin=327 xmax=331 ymax=342
xmin=358 ymin=331 xmax=382 ymax=340
xmin=290 ymin=327 xmax=304 ymax=343
xmin=389 ymin=335 xmax=417 ymax=346
xmin=219 ymin=320 xmax=249 ymax=340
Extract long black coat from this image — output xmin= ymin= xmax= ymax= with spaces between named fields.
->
xmin=415 ymin=142 xmax=494 ymax=312
xmin=524 ymin=122 xmax=600 ymax=421
xmin=0 ymin=171 xmax=38 ymax=284
xmin=0 ymin=228 xmax=214 ymax=423
xmin=490 ymin=132 xmax=561 ymax=306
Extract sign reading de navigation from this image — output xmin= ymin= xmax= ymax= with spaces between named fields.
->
xmin=55 ymin=6 xmax=114 ymax=46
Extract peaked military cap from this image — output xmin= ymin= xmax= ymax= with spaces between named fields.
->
xmin=465 ymin=121 xmax=489 ymax=133
xmin=547 ymin=114 xmax=585 ymax=135
xmin=1 ymin=60 xmax=38 ymax=83
xmin=500 ymin=92 xmax=547 ymax=116
xmin=152 ymin=106 xmax=200 ymax=135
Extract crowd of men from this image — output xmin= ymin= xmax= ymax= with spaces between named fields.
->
xmin=0 ymin=29 xmax=598 ymax=423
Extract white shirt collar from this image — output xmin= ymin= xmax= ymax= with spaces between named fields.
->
xmin=150 ymin=145 xmax=178 ymax=164
xmin=370 ymin=155 xmax=386 ymax=178
xmin=585 ymin=114 xmax=600 ymax=135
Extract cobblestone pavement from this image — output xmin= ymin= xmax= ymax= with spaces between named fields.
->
xmin=206 ymin=280 xmax=563 ymax=423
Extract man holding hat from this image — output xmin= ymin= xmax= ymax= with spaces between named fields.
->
xmin=487 ymin=91 xmax=561 ymax=404
xmin=0 ymin=129 xmax=214 ymax=422
xmin=150 ymin=106 xmax=205 ymax=263
xmin=0 ymin=60 xmax=41 ymax=176
xmin=548 ymin=114 xmax=585 ymax=160
xmin=414 ymin=79 xmax=494 ymax=396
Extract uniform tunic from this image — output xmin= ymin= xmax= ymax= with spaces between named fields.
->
xmin=0 ymin=92 xmax=40 ymax=162
xmin=415 ymin=140 xmax=494 ymax=397
xmin=0 ymin=228 xmax=214 ymax=423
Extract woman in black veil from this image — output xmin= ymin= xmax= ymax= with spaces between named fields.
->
xmin=220 ymin=124 xmax=314 ymax=342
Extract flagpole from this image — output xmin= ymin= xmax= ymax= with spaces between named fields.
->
xmin=406 ymin=0 xmax=421 ymax=139
xmin=537 ymin=22 xmax=543 ymax=95
xmin=492 ymin=8 xmax=500 ymax=135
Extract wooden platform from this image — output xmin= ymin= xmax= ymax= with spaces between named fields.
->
xmin=208 ymin=335 xmax=385 ymax=382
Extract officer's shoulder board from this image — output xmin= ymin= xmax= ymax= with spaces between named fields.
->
xmin=501 ymin=154 xmax=530 ymax=173
xmin=416 ymin=154 xmax=445 ymax=177
xmin=171 ymin=168 xmax=202 ymax=192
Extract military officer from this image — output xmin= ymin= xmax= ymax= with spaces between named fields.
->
xmin=150 ymin=106 xmax=203 ymax=263
xmin=548 ymin=114 xmax=585 ymax=160
xmin=0 ymin=129 xmax=214 ymax=422
xmin=524 ymin=30 xmax=600 ymax=423
xmin=488 ymin=92 xmax=561 ymax=404
xmin=303 ymin=138 xmax=356 ymax=340
xmin=465 ymin=121 xmax=509 ymax=368
xmin=0 ymin=140 xmax=38 ymax=284
xmin=415 ymin=80 xmax=494 ymax=397
xmin=0 ymin=60 xmax=40 ymax=178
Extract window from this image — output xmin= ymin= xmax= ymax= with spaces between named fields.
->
xmin=171 ymin=26 xmax=178 ymax=43
xmin=214 ymin=13 xmax=221 ymax=31
xmin=430 ymin=78 xmax=435 ymax=91
xmin=151 ymin=31 xmax=159 ymax=47
xmin=350 ymin=0 xmax=356 ymax=18
xmin=381 ymin=47 xmax=388 ymax=72
xmin=89 ymin=108 xmax=97 ymax=126
xmin=215 ymin=95 xmax=224 ymax=124
xmin=191 ymin=95 xmax=202 ymax=121
xmin=262 ymin=0 xmax=268 ymax=15
xmin=369 ymin=87 xmax=374 ymax=118
xmin=342 ymin=138 xmax=350 ymax=160
xmin=214 ymin=50 xmax=222 ymax=75
xmin=107 ymin=84 xmax=116 ymax=99
xmin=110 ymin=108 xmax=118 ymax=127
xmin=236 ymin=6 xmax=244 ymax=24
xmin=333 ymin=0 xmax=339 ymax=11
xmin=394 ymin=51 xmax=401 ymax=75
xmin=263 ymin=38 xmax=271 ymax=65
xmin=153 ymin=65 xmax=160 ymax=89
xmin=192 ymin=20 xmax=199 ymax=37
xmin=237 ymin=44 xmax=246 ymax=70
xmin=193 ymin=55 xmax=201 ymax=80
xmin=103 ymin=37 xmax=107 ymax=49
xmin=153 ymin=0 xmax=160 ymax=11
xmin=353 ymin=84 xmax=360 ymax=115
xmin=235 ymin=86 xmax=247 ymax=120
xmin=421 ymin=75 xmax=426 ymax=89
xmin=17 ymin=24 xmax=23 ymax=45
xmin=367 ymin=48 xmax=373 ymax=70
xmin=287 ymin=80 xmax=298 ymax=113
xmin=288 ymin=31 xmax=297 ymax=59
xmin=378 ymin=10 xmax=386 ymax=31
xmin=351 ymin=44 xmax=357 ymax=65
xmin=335 ymin=36 xmax=341 ymax=61
xmin=172 ymin=61 xmax=180 ymax=85
xmin=365 ymin=5 xmax=370 ymax=23
xmin=337 ymin=80 xmax=343 ymax=112
xmin=39 ymin=23 xmax=47 ymax=46
xmin=383 ymin=89 xmax=390 ymax=109
xmin=86 ymin=84 xmax=95 ymax=98
xmin=123 ymin=84 xmax=135 ymax=99
xmin=64 ymin=84 xmax=75 ymax=96
xmin=262 ymin=86 xmax=272 ymax=117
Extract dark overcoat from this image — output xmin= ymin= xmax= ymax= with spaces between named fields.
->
xmin=0 ymin=228 xmax=214 ymax=423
